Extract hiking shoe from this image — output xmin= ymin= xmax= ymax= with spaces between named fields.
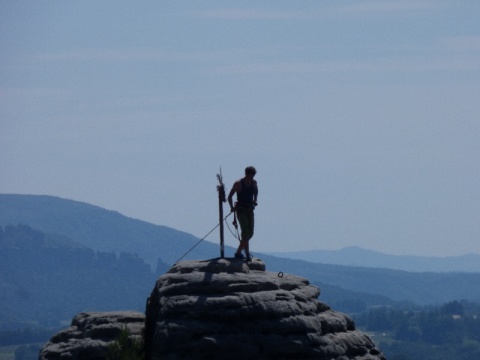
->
xmin=245 ymin=254 xmax=253 ymax=262
xmin=234 ymin=252 xmax=245 ymax=259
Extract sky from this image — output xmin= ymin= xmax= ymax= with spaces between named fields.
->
xmin=1 ymin=1 xmax=480 ymax=257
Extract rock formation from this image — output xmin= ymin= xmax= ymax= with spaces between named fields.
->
xmin=40 ymin=257 xmax=385 ymax=359
xmin=144 ymin=258 xmax=385 ymax=359
xmin=39 ymin=311 xmax=144 ymax=360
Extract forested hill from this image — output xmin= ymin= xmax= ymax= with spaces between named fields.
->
xmin=268 ymin=247 xmax=480 ymax=273
xmin=0 ymin=194 xmax=219 ymax=268
xmin=0 ymin=224 xmax=167 ymax=328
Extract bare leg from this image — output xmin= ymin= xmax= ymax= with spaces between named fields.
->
xmin=236 ymin=242 xmax=244 ymax=255
xmin=244 ymin=240 xmax=250 ymax=258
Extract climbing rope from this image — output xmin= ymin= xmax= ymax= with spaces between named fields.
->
xmin=174 ymin=212 xmax=235 ymax=264
xmin=225 ymin=211 xmax=241 ymax=242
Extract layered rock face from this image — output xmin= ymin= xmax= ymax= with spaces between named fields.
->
xmin=39 ymin=311 xmax=144 ymax=360
xmin=144 ymin=258 xmax=385 ymax=360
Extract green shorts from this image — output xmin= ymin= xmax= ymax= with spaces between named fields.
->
xmin=236 ymin=206 xmax=254 ymax=241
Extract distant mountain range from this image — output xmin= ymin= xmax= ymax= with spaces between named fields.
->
xmin=0 ymin=193 xmax=214 ymax=269
xmin=1 ymin=194 xmax=480 ymax=313
xmin=267 ymin=246 xmax=480 ymax=273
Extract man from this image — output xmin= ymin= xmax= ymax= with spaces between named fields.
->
xmin=228 ymin=166 xmax=258 ymax=261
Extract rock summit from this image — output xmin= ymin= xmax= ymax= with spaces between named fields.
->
xmin=144 ymin=257 xmax=385 ymax=359
xmin=40 ymin=257 xmax=385 ymax=359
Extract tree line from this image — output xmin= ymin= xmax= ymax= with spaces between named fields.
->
xmin=0 ymin=224 xmax=162 ymax=330
xmin=353 ymin=300 xmax=480 ymax=360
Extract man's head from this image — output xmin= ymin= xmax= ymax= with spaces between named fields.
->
xmin=245 ymin=166 xmax=256 ymax=177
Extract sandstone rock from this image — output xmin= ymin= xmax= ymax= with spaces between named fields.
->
xmin=41 ymin=257 xmax=386 ymax=359
xmin=144 ymin=257 xmax=385 ymax=360
xmin=39 ymin=311 xmax=144 ymax=360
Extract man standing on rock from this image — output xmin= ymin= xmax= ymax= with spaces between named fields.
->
xmin=228 ymin=166 xmax=258 ymax=261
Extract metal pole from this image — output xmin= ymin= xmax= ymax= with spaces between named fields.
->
xmin=216 ymin=169 xmax=226 ymax=258
xmin=219 ymin=191 xmax=224 ymax=258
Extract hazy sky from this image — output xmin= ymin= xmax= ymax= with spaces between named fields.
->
xmin=2 ymin=1 xmax=480 ymax=257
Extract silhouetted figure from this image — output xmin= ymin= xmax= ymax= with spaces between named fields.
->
xmin=228 ymin=166 xmax=258 ymax=261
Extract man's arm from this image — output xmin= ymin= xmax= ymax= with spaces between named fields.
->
xmin=227 ymin=181 xmax=240 ymax=212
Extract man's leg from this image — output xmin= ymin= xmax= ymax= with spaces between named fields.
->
xmin=236 ymin=241 xmax=244 ymax=255
xmin=244 ymin=210 xmax=254 ymax=260
xmin=235 ymin=209 xmax=248 ymax=257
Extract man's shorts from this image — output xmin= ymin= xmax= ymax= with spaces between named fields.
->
xmin=236 ymin=206 xmax=254 ymax=241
